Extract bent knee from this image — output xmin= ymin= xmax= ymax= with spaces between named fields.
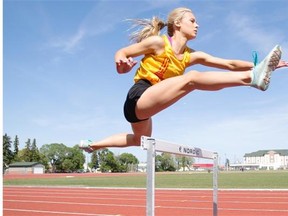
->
xmin=183 ymin=70 xmax=200 ymax=88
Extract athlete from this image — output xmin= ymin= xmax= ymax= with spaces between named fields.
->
xmin=79 ymin=7 xmax=287 ymax=153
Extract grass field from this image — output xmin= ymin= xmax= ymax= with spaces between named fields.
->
xmin=4 ymin=170 xmax=288 ymax=189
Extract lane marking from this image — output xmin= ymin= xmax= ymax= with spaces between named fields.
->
xmin=3 ymin=208 xmax=121 ymax=216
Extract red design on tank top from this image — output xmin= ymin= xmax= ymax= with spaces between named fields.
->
xmin=154 ymin=58 xmax=169 ymax=80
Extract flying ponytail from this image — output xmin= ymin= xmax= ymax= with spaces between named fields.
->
xmin=127 ymin=16 xmax=167 ymax=43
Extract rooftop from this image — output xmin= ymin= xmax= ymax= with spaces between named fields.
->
xmin=9 ymin=162 xmax=42 ymax=167
xmin=244 ymin=149 xmax=288 ymax=157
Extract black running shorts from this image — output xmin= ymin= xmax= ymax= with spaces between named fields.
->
xmin=124 ymin=79 xmax=152 ymax=123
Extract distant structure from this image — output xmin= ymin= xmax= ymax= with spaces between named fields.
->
xmin=230 ymin=150 xmax=288 ymax=170
xmin=7 ymin=162 xmax=45 ymax=174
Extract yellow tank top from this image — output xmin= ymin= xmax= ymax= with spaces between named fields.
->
xmin=134 ymin=35 xmax=191 ymax=85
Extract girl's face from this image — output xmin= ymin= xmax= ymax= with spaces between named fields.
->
xmin=178 ymin=12 xmax=199 ymax=40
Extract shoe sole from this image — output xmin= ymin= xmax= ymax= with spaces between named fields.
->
xmin=252 ymin=45 xmax=281 ymax=91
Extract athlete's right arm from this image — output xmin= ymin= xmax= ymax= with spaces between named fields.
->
xmin=115 ymin=36 xmax=165 ymax=74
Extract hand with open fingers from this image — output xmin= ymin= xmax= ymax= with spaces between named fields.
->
xmin=276 ymin=60 xmax=288 ymax=69
xmin=116 ymin=57 xmax=137 ymax=74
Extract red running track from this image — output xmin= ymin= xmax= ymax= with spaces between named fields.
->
xmin=3 ymin=186 xmax=288 ymax=216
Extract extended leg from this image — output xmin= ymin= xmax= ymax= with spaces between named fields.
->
xmin=136 ymin=70 xmax=251 ymax=120
xmin=80 ymin=118 xmax=152 ymax=151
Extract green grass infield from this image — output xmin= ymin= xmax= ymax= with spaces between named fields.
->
xmin=3 ymin=170 xmax=288 ymax=189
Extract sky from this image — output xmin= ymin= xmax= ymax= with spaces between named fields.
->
xmin=3 ymin=0 xmax=288 ymax=165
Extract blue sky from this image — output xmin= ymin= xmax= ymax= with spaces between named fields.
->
xmin=3 ymin=0 xmax=288 ymax=164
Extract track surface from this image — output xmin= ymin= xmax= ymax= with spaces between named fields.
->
xmin=3 ymin=186 xmax=288 ymax=216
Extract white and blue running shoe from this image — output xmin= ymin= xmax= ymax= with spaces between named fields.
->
xmin=251 ymin=45 xmax=282 ymax=91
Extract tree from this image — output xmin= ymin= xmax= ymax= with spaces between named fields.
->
xmin=62 ymin=159 xmax=74 ymax=172
xmin=88 ymin=151 xmax=140 ymax=173
xmin=17 ymin=149 xmax=26 ymax=162
xmin=67 ymin=145 xmax=85 ymax=171
xmin=89 ymin=151 xmax=100 ymax=170
xmin=3 ymin=134 xmax=14 ymax=172
xmin=40 ymin=143 xmax=85 ymax=173
xmin=40 ymin=143 xmax=69 ymax=172
xmin=30 ymin=139 xmax=41 ymax=162
xmin=39 ymin=153 xmax=50 ymax=172
xmin=19 ymin=138 xmax=42 ymax=163
xmin=13 ymin=135 xmax=19 ymax=159
xmin=175 ymin=155 xmax=194 ymax=171
xmin=156 ymin=153 xmax=176 ymax=172
xmin=118 ymin=153 xmax=139 ymax=172
xmin=97 ymin=149 xmax=120 ymax=172
xmin=118 ymin=153 xmax=139 ymax=165
xmin=22 ymin=138 xmax=32 ymax=162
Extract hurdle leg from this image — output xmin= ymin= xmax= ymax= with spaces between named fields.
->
xmin=142 ymin=136 xmax=218 ymax=216
xmin=213 ymin=153 xmax=218 ymax=216
xmin=146 ymin=138 xmax=156 ymax=216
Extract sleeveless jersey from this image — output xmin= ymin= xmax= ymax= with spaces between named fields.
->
xmin=134 ymin=35 xmax=191 ymax=85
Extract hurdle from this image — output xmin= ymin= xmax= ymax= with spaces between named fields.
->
xmin=141 ymin=136 xmax=219 ymax=216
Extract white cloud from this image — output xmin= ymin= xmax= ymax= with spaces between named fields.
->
xmin=47 ymin=0 xmax=182 ymax=54
xmin=226 ymin=11 xmax=287 ymax=54
xmin=49 ymin=29 xmax=85 ymax=53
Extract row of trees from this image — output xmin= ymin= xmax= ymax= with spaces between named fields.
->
xmin=3 ymin=134 xmax=194 ymax=173
xmin=3 ymin=134 xmax=84 ymax=172
xmin=156 ymin=153 xmax=194 ymax=172
xmin=3 ymin=134 xmax=139 ymax=173
xmin=90 ymin=150 xmax=139 ymax=172
xmin=3 ymin=134 xmax=49 ymax=169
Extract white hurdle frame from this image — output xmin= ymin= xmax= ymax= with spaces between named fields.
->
xmin=141 ymin=136 xmax=218 ymax=216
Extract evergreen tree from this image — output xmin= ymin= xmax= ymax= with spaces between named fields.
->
xmin=22 ymin=138 xmax=32 ymax=162
xmin=3 ymin=134 xmax=14 ymax=172
xmin=30 ymin=138 xmax=40 ymax=161
xmin=13 ymin=135 xmax=19 ymax=155
xmin=13 ymin=135 xmax=20 ymax=161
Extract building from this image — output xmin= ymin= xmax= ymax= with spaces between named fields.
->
xmin=242 ymin=150 xmax=288 ymax=170
xmin=7 ymin=162 xmax=45 ymax=174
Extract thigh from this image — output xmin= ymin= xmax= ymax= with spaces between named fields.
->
xmin=136 ymin=73 xmax=195 ymax=119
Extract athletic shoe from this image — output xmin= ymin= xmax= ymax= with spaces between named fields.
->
xmin=79 ymin=140 xmax=94 ymax=153
xmin=251 ymin=45 xmax=282 ymax=91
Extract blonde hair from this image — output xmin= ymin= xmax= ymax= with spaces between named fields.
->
xmin=128 ymin=7 xmax=192 ymax=43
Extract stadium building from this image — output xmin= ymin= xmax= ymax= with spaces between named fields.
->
xmin=230 ymin=149 xmax=288 ymax=170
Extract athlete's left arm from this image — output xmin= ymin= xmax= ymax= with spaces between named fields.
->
xmin=188 ymin=51 xmax=254 ymax=71
xmin=188 ymin=51 xmax=288 ymax=71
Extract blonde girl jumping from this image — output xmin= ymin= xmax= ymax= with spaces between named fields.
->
xmin=80 ymin=7 xmax=287 ymax=153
